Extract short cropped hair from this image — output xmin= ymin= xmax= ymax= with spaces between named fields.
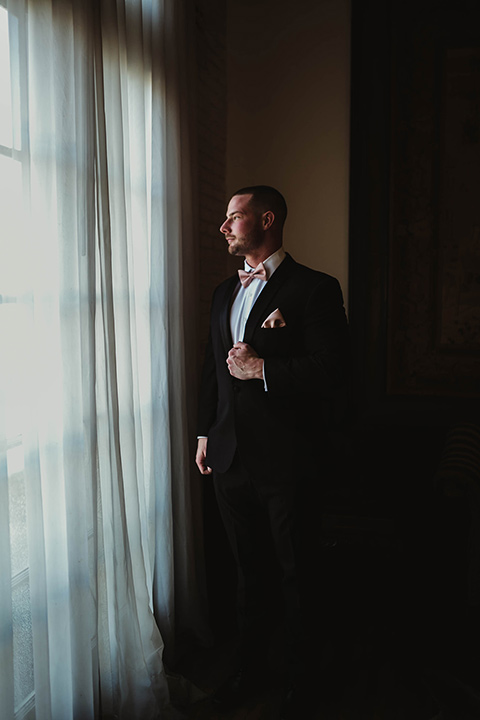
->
xmin=232 ymin=185 xmax=288 ymax=228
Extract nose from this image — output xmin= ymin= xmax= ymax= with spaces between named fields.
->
xmin=220 ymin=219 xmax=230 ymax=234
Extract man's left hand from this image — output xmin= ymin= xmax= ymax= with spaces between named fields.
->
xmin=227 ymin=342 xmax=264 ymax=381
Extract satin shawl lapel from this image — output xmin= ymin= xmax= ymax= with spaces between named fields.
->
xmin=218 ymin=275 xmax=240 ymax=355
xmin=243 ymin=254 xmax=296 ymax=345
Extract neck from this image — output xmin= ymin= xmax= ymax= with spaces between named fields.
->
xmin=245 ymin=240 xmax=282 ymax=268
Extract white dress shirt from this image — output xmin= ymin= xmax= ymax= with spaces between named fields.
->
xmin=230 ymin=247 xmax=286 ymax=344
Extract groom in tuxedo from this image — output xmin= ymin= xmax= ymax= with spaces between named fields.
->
xmin=196 ymin=186 xmax=349 ymax=717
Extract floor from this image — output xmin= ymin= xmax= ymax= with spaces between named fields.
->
xmin=170 ymin=470 xmax=480 ymax=719
xmin=168 ymin=531 xmax=480 ymax=719
xmin=170 ymin=611 xmax=480 ymax=720
xmin=170 ymin=625 xmax=444 ymax=720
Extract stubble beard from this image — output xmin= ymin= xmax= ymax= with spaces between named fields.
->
xmin=227 ymin=239 xmax=242 ymax=256
xmin=227 ymin=227 xmax=263 ymax=258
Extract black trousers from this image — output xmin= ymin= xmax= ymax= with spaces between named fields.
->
xmin=213 ymin=451 xmax=305 ymax=679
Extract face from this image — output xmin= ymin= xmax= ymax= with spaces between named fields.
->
xmin=219 ymin=194 xmax=264 ymax=259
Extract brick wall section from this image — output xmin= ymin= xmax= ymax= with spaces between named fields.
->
xmin=194 ymin=0 xmax=229 ymax=357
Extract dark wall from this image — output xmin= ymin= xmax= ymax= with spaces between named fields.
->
xmin=347 ymin=1 xmax=480 ymax=706
xmin=349 ymin=0 xmax=480 ymax=467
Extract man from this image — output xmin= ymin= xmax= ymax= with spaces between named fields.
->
xmin=196 ymin=186 xmax=349 ymax=717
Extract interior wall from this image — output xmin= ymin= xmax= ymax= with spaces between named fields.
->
xmin=225 ymin=0 xmax=351 ymax=305
xmin=194 ymin=0 xmax=228 ymax=356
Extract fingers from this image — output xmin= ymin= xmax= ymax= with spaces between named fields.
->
xmin=226 ymin=351 xmax=243 ymax=376
xmin=196 ymin=439 xmax=212 ymax=475
xmin=226 ymin=344 xmax=248 ymax=369
xmin=226 ymin=344 xmax=261 ymax=379
xmin=196 ymin=455 xmax=212 ymax=475
xmin=226 ymin=347 xmax=240 ymax=373
xmin=230 ymin=342 xmax=258 ymax=358
xmin=228 ymin=345 xmax=244 ymax=357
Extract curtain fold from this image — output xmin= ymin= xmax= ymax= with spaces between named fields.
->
xmin=150 ymin=0 xmax=210 ymax=655
xmin=0 ymin=0 xmax=208 ymax=718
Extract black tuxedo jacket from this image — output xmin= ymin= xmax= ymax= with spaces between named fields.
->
xmin=198 ymin=253 xmax=349 ymax=482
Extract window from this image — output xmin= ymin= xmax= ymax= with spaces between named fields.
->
xmin=0 ymin=1 xmax=196 ymax=716
xmin=0 ymin=3 xmax=35 ymax=717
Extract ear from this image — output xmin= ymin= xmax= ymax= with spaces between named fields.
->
xmin=262 ymin=211 xmax=274 ymax=230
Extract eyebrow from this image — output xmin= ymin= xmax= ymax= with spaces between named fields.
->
xmin=226 ymin=210 xmax=244 ymax=218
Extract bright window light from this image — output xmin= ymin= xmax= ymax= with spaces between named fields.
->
xmin=0 ymin=6 xmax=13 ymax=148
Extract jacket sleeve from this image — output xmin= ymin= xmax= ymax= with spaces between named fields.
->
xmin=197 ymin=326 xmax=219 ymax=437
xmin=263 ymin=276 xmax=349 ymax=397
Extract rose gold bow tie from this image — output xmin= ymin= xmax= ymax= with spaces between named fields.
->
xmin=238 ymin=262 xmax=267 ymax=288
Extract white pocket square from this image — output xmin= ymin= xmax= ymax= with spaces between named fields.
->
xmin=261 ymin=308 xmax=286 ymax=329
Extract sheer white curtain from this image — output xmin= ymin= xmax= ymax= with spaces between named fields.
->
xmin=0 ymin=1 xmax=206 ymax=719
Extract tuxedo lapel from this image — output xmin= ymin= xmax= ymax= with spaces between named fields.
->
xmin=243 ymin=254 xmax=296 ymax=345
xmin=218 ymin=275 xmax=239 ymax=354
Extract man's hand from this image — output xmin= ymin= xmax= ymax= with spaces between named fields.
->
xmin=196 ymin=437 xmax=212 ymax=475
xmin=227 ymin=342 xmax=264 ymax=381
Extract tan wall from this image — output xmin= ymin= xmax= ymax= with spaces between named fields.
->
xmin=225 ymin=0 xmax=351 ymax=306
xmin=194 ymin=0 xmax=229 ymax=354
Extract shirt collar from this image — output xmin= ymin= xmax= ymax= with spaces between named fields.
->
xmin=244 ymin=247 xmax=286 ymax=280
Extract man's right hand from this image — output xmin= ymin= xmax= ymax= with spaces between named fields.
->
xmin=196 ymin=437 xmax=212 ymax=475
